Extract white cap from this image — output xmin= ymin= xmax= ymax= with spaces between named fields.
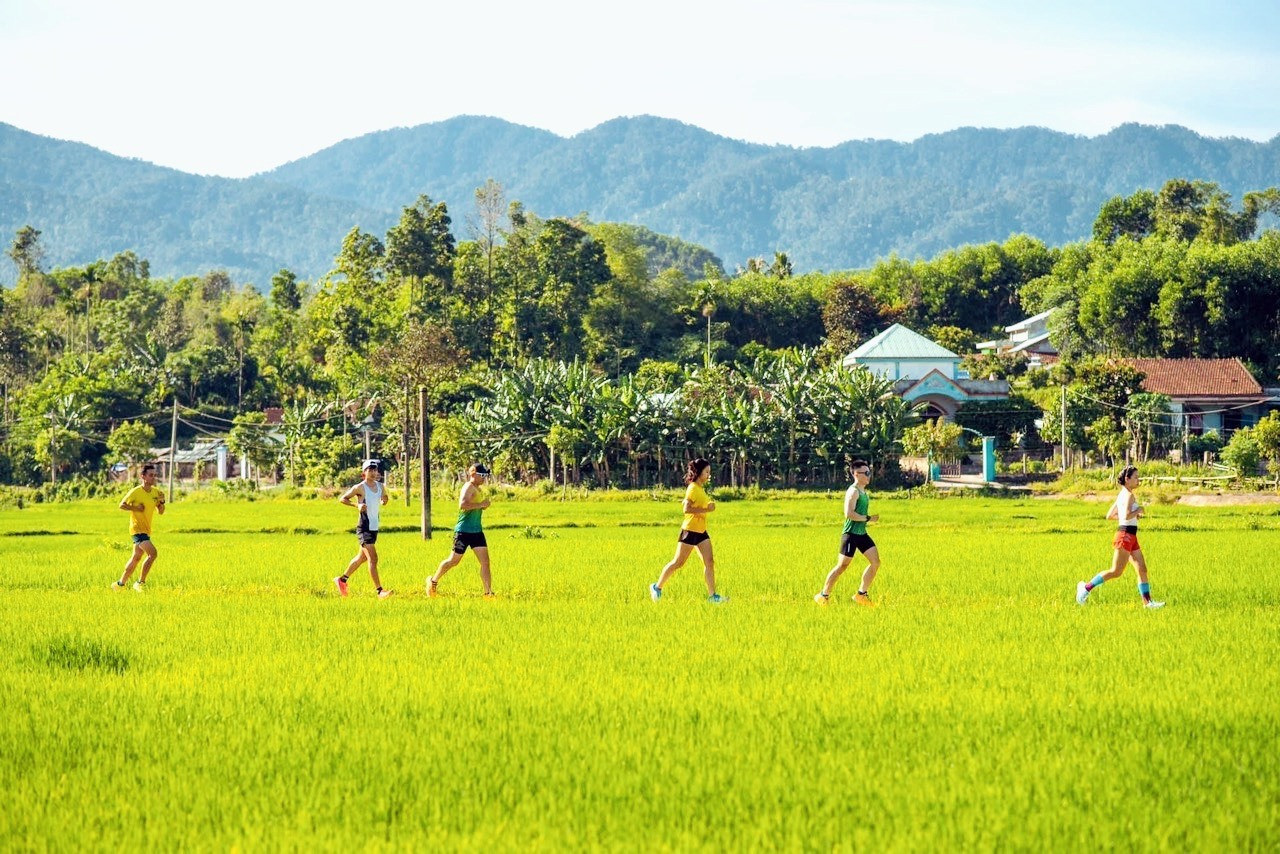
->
xmin=362 ymin=459 xmax=381 ymax=470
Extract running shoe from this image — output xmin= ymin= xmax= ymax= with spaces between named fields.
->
xmin=1076 ymin=581 xmax=1090 ymax=605
xmin=1144 ymin=600 xmax=1166 ymax=609
xmin=814 ymin=592 xmax=829 ymax=604
xmin=111 ymin=580 xmax=125 ymax=591
xmin=333 ymin=576 xmax=348 ymax=597
xmin=132 ymin=581 xmax=145 ymax=592
xmin=426 ymin=579 xmax=439 ymax=598
xmin=649 ymin=583 xmax=662 ymax=601
xmin=708 ymin=593 xmax=728 ymax=604
xmin=377 ymin=589 xmax=393 ymax=600
xmin=853 ymin=592 xmax=874 ymax=607
xmin=483 ymin=592 xmax=496 ymax=599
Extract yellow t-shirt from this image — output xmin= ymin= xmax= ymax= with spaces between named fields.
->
xmin=123 ymin=485 xmax=163 ymax=535
xmin=682 ymin=482 xmax=710 ymax=533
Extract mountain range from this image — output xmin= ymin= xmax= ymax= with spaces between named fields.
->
xmin=3 ymin=115 xmax=1278 ymax=286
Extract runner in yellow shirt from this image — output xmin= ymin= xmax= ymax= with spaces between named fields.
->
xmin=112 ymin=463 xmax=165 ymax=591
xmin=649 ymin=458 xmax=725 ymax=603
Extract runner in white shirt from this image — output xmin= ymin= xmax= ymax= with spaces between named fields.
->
xmin=1076 ymin=466 xmax=1164 ymax=608
xmin=334 ymin=459 xmax=392 ymax=599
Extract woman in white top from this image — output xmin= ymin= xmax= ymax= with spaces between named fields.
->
xmin=1076 ymin=466 xmax=1164 ymax=608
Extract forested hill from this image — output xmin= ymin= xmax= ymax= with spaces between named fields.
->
xmin=0 ymin=122 xmax=394 ymax=286
xmin=263 ymin=117 xmax=1280 ymax=266
xmin=4 ymin=116 xmax=1279 ymax=285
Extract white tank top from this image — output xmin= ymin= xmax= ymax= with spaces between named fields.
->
xmin=363 ymin=480 xmax=382 ymax=531
xmin=1113 ymin=487 xmax=1138 ymax=527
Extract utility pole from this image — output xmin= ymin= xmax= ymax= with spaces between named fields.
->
xmin=1182 ymin=412 xmax=1190 ymax=465
xmin=420 ymin=387 xmax=431 ymax=540
xmin=1060 ymin=385 xmax=1068 ymax=472
xmin=403 ymin=384 xmax=411 ymax=507
xmin=47 ymin=413 xmax=56 ymax=485
xmin=704 ymin=309 xmax=712 ymax=367
xmin=168 ymin=396 xmax=179 ymax=502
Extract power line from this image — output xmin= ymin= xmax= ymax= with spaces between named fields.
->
xmin=1069 ymin=388 xmax=1272 ymax=417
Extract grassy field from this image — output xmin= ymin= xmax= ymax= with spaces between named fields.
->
xmin=2 ymin=489 xmax=1278 ymax=850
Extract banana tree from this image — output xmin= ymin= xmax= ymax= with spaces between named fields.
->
xmin=281 ymin=398 xmax=331 ymax=486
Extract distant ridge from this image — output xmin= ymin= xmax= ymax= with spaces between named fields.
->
xmin=3 ymin=116 xmax=1278 ymax=285
xmin=0 ymin=121 xmax=392 ymax=286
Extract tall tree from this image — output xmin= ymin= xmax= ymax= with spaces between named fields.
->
xmin=385 ymin=195 xmax=455 ymax=318
xmin=518 ymin=218 xmax=610 ymax=360
xmin=468 ymin=179 xmax=507 ymax=304
xmin=334 ymin=227 xmax=386 ymax=289
xmin=769 ymin=252 xmax=793 ymax=279
xmin=270 ymin=268 xmax=302 ymax=313
xmin=106 ymin=420 xmax=157 ymax=478
xmin=821 ymin=277 xmax=886 ymax=355
xmin=0 ymin=288 xmax=32 ymax=398
xmin=7 ymin=225 xmax=45 ymax=284
xmin=222 ymin=287 xmax=266 ymax=410
xmin=1093 ymin=190 xmax=1156 ymax=244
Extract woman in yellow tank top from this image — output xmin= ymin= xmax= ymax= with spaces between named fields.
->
xmin=649 ymin=458 xmax=726 ymax=603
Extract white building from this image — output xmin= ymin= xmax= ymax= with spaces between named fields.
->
xmin=977 ymin=308 xmax=1058 ymax=363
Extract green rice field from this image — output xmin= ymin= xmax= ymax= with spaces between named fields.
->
xmin=2 ymin=490 xmax=1278 ymax=850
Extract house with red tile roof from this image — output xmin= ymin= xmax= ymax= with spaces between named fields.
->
xmin=1122 ymin=358 xmax=1279 ymax=437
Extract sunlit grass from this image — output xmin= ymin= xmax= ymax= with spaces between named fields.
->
xmin=2 ymin=495 xmax=1278 ymax=849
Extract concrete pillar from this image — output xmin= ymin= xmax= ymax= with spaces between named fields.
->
xmin=982 ymin=436 xmax=996 ymax=483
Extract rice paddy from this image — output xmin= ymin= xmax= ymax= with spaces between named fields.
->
xmin=2 ymin=491 xmax=1278 ymax=850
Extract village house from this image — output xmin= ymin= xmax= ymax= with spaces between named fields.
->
xmin=976 ymin=308 xmax=1058 ymax=365
xmin=150 ymin=438 xmax=235 ymax=481
xmin=1123 ymin=358 xmax=1279 ymax=438
xmin=843 ymin=323 xmax=1010 ymax=420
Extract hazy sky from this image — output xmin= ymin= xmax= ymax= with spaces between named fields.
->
xmin=2 ymin=0 xmax=1277 ymax=178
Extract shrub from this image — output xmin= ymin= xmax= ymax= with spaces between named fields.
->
xmin=1186 ymin=430 xmax=1222 ymax=457
xmin=1220 ymin=428 xmax=1261 ymax=479
xmin=211 ymin=479 xmax=260 ymax=500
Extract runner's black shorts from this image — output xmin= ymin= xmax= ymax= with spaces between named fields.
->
xmin=131 ymin=533 xmax=152 ymax=545
xmin=452 ymin=532 xmax=488 ymax=553
xmin=357 ymin=527 xmax=378 ymax=546
xmin=678 ymin=530 xmax=710 ymax=546
xmin=840 ymin=532 xmax=876 ymax=557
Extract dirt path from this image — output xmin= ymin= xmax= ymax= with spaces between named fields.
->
xmin=1030 ymin=491 xmax=1280 ymax=505
xmin=1176 ymin=492 xmax=1280 ymax=506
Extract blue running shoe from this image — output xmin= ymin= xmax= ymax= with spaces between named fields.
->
xmin=649 ymin=583 xmax=662 ymax=601
xmin=708 ymin=593 xmax=727 ymax=604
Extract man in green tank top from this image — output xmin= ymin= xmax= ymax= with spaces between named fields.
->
xmin=815 ymin=460 xmax=882 ymax=606
xmin=428 ymin=464 xmax=494 ymax=597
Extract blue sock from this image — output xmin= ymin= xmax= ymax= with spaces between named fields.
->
xmin=1138 ymin=581 xmax=1151 ymax=603
xmin=1085 ymin=573 xmax=1106 ymax=591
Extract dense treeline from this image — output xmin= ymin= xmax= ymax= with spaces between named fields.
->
xmin=2 ymin=177 xmax=1278 ymax=490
